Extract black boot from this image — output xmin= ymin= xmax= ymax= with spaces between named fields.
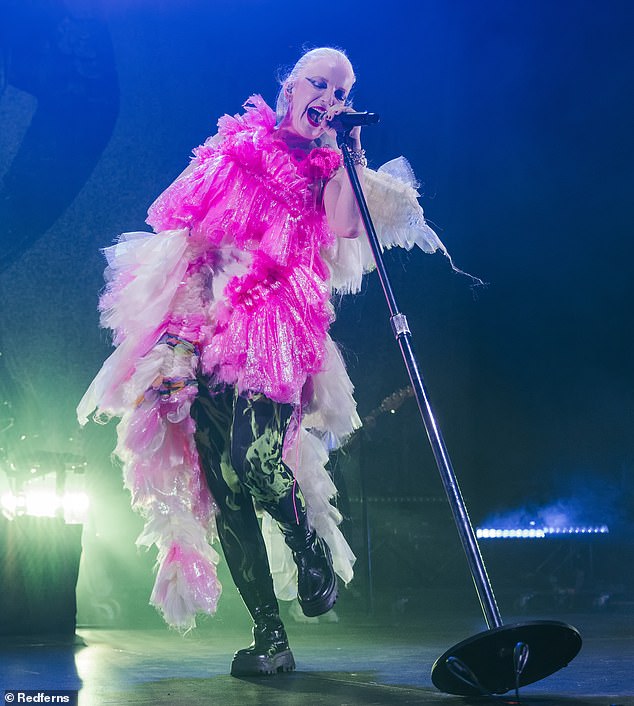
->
xmin=231 ymin=604 xmax=295 ymax=677
xmin=261 ymin=482 xmax=338 ymax=618
xmin=219 ymin=528 xmax=296 ymax=677
xmin=280 ymin=520 xmax=338 ymax=618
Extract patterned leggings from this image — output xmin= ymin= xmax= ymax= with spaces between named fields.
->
xmin=190 ymin=383 xmax=303 ymax=610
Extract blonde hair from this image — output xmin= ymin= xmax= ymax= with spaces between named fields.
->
xmin=275 ymin=47 xmax=355 ymax=124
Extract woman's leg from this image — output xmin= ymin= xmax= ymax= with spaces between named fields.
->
xmin=191 ymin=384 xmax=294 ymax=676
xmin=231 ymin=394 xmax=338 ymax=617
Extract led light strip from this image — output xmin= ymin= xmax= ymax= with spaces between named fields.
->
xmin=476 ymin=525 xmax=609 ymax=539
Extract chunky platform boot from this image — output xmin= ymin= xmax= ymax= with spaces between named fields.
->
xmin=260 ymin=481 xmax=339 ymax=619
xmin=281 ymin=521 xmax=338 ymax=618
xmin=230 ymin=605 xmax=296 ymax=677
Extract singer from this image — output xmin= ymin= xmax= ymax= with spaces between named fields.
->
xmin=78 ymin=46 xmax=449 ymax=676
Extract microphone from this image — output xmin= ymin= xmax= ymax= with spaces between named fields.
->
xmin=327 ymin=111 xmax=380 ymax=131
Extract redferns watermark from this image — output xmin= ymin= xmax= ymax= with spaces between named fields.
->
xmin=3 ymin=692 xmax=78 ymax=705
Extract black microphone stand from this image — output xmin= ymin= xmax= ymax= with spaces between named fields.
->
xmin=337 ymin=130 xmax=582 ymax=696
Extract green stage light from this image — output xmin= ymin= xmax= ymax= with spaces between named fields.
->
xmin=1 ymin=490 xmax=90 ymax=524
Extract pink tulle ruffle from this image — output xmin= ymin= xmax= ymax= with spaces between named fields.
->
xmin=151 ymin=543 xmax=222 ymax=630
xmin=202 ymin=251 xmax=333 ymax=404
xmin=146 ymin=95 xmax=340 ymax=265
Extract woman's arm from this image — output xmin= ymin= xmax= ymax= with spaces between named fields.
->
xmin=323 ymin=125 xmax=365 ymax=239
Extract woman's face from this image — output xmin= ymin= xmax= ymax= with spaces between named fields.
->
xmin=282 ymin=56 xmax=355 ymax=141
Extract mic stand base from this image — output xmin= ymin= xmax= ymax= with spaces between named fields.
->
xmin=431 ymin=620 xmax=581 ymax=696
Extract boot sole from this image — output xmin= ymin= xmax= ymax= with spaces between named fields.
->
xmin=299 ymin=575 xmax=338 ymax=618
xmin=230 ymin=648 xmax=296 ymax=677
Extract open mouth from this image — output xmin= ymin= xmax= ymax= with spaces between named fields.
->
xmin=306 ymin=106 xmax=326 ymax=127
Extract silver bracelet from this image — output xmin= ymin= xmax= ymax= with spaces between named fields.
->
xmin=348 ymin=148 xmax=367 ymax=167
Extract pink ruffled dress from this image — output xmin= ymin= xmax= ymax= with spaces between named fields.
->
xmin=78 ymin=95 xmax=452 ymax=629
xmin=147 ymin=97 xmax=344 ymax=405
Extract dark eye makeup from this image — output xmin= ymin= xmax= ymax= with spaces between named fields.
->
xmin=307 ymin=78 xmax=327 ymax=89
xmin=306 ymin=77 xmax=347 ymax=102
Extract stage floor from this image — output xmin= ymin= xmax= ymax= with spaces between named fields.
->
xmin=1 ymin=605 xmax=633 ymax=705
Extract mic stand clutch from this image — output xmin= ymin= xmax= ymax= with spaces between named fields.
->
xmin=336 ymin=131 xmax=582 ymax=696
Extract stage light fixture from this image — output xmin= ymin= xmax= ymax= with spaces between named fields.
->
xmin=476 ymin=525 xmax=609 ymax=540
xmin=0 ymin=489 xmax=89 ymax=524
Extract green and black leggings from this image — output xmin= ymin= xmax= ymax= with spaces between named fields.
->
xmin=191 ymin=381 xmax=306 ymax=613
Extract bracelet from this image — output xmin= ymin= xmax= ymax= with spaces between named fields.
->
xmin=348 ymin=148 xmax=367 ymax=168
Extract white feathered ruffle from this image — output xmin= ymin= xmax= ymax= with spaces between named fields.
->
xmin=77 ymin=228 xmax=192 ymax=424
xmin=324 ymin=157 xmax=451 ymax=295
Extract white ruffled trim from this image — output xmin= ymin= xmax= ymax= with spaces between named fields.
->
xmin=302 ymin=337 xmax=361 ymax=445
xmin=323 ymin=157 xmax=451 ymax=295
xmin=367 ymin=158 xmax=448 ymax=254
xmin=115 ymin=395 xmax=221 ymax=629
xmin=137 ymin=508 xmax=221 ymax=630
xmin=77 ymin=228 xmax=192 ymax=424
